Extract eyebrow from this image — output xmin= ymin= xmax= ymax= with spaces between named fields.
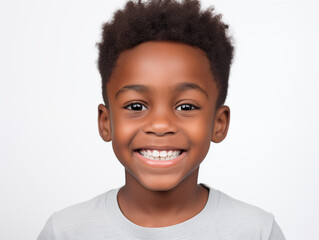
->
xmin=115 ymin=84 xmax=149 ymax=99
xmin=174 ymin=82 xmax=208 ymax=98
xmin=115 ymin=82 xmax=208 ymax=99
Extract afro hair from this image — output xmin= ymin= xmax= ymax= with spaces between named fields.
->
xmin=97 ymin=0 xmax=234 ymax=107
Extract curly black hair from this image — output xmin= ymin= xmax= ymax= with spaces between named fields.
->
xmin=97 ymin=0 xmax=234 ymax=107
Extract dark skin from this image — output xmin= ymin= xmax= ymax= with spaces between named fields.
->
xmin=98 ymin=41 xmax=230 ymax=227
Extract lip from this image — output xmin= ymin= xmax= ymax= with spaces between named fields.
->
xmin=134 ymin=146 xmax=185 ymax=151
xmin=134 ymin=150 xmax=186 ymax=168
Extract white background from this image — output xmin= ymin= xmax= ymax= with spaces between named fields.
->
xmin=1 ymin=0 xmax=318 ymax=239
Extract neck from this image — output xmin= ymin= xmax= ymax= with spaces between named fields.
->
xmin=117 ymin=168 xmax=208 ymax=227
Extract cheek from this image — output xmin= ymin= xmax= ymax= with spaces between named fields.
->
xmin=111 ymin=116 xmax=140 ymax=155
xmin=113 ymin=119 xmax=134 ymax=141
xmin=183 ymin=114 xmax=214 ymax=158
xmin=188 ymin=114 xmax=213 ymax=142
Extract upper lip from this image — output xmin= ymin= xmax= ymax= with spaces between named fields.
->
xmin=134 ymin=146 xmax=186 ymax=151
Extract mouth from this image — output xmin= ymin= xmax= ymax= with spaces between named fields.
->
xmin=135 ymin=149 xmax=184 ymax=161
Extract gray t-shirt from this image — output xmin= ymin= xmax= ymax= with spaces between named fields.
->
xmin=37 ymin=185 xmax=285 ymax=240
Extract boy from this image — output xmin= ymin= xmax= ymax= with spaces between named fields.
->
xmin=38 ymin=0 xmax=285 ymax=239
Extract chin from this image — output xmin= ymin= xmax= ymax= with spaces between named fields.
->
xmin=137 ymin=175 xmax=183 ymax=192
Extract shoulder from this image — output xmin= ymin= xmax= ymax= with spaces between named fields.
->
xmin=217 ymin=188 xmax=273 ymax=222
xmin=53 ymin=191 xmax=106 ymax=221
xmin=206 ymin=186 xmax=285 ymax=239
xmin=50 ymin=189 xmax=117 ymax=236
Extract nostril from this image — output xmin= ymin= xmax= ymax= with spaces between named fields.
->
xmin=143 ymin=122 xmax=177 ymax=136
xmin=145 ymin=130 xmax=175 ymax=136
xmin=143 ymin=114 xmax=178 ymax=136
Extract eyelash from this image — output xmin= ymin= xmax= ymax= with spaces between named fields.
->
xmin=176 ymin=104 xmax=199 ymax=111
xmin=125 ymin=103 xmax=147 ymax=111
xmin=124 ymin=103 xmax=199 ymax=111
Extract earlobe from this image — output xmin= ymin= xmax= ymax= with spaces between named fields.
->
xmin=98 ymin=104 xmax=112 ymax=142
xmin=211 ymin=105 xmax=230 ymax=143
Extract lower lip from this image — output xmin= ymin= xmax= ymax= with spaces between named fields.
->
xmin=134 ymin=151 xmax=186 ymax=168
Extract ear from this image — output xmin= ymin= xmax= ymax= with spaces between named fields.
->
xmin=211 ymin=105 xmax=230 ymax=143
xmin=98 ymin=104 xmax=112 ymax=142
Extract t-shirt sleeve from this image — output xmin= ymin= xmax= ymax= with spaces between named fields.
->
xmin=37 ymin=215 xmax=54 ymax=240
xmin=268 ymin=218 xmax=286 ymax=240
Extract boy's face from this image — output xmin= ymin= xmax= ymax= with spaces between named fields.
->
xmin=98 ymin=41 xmax=229 ymax=191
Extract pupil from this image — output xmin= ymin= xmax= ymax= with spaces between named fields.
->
xmin=182 ymin=104 xmax=192 ymax=110
xmin=132 ymin=103 xmax=142 ymax=110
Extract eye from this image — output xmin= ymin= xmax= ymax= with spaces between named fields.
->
xmin=125 ymin=103 xmax=147 ymax=111
xmin=176 ymin=104 xmax=199 ymax=111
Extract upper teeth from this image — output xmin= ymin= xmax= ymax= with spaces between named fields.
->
xmin=138 ymin=149 xmax=182 ymax=160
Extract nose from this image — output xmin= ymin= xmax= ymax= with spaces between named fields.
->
xmin=143 ymin=108 xmax=177 ymax=136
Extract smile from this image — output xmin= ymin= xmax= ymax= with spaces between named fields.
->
xmin=137 ymin=149 xmax=183 ymax=161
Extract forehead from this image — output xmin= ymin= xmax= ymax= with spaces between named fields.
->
xmin=108 ymin=41 xmax=217 ymax=97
